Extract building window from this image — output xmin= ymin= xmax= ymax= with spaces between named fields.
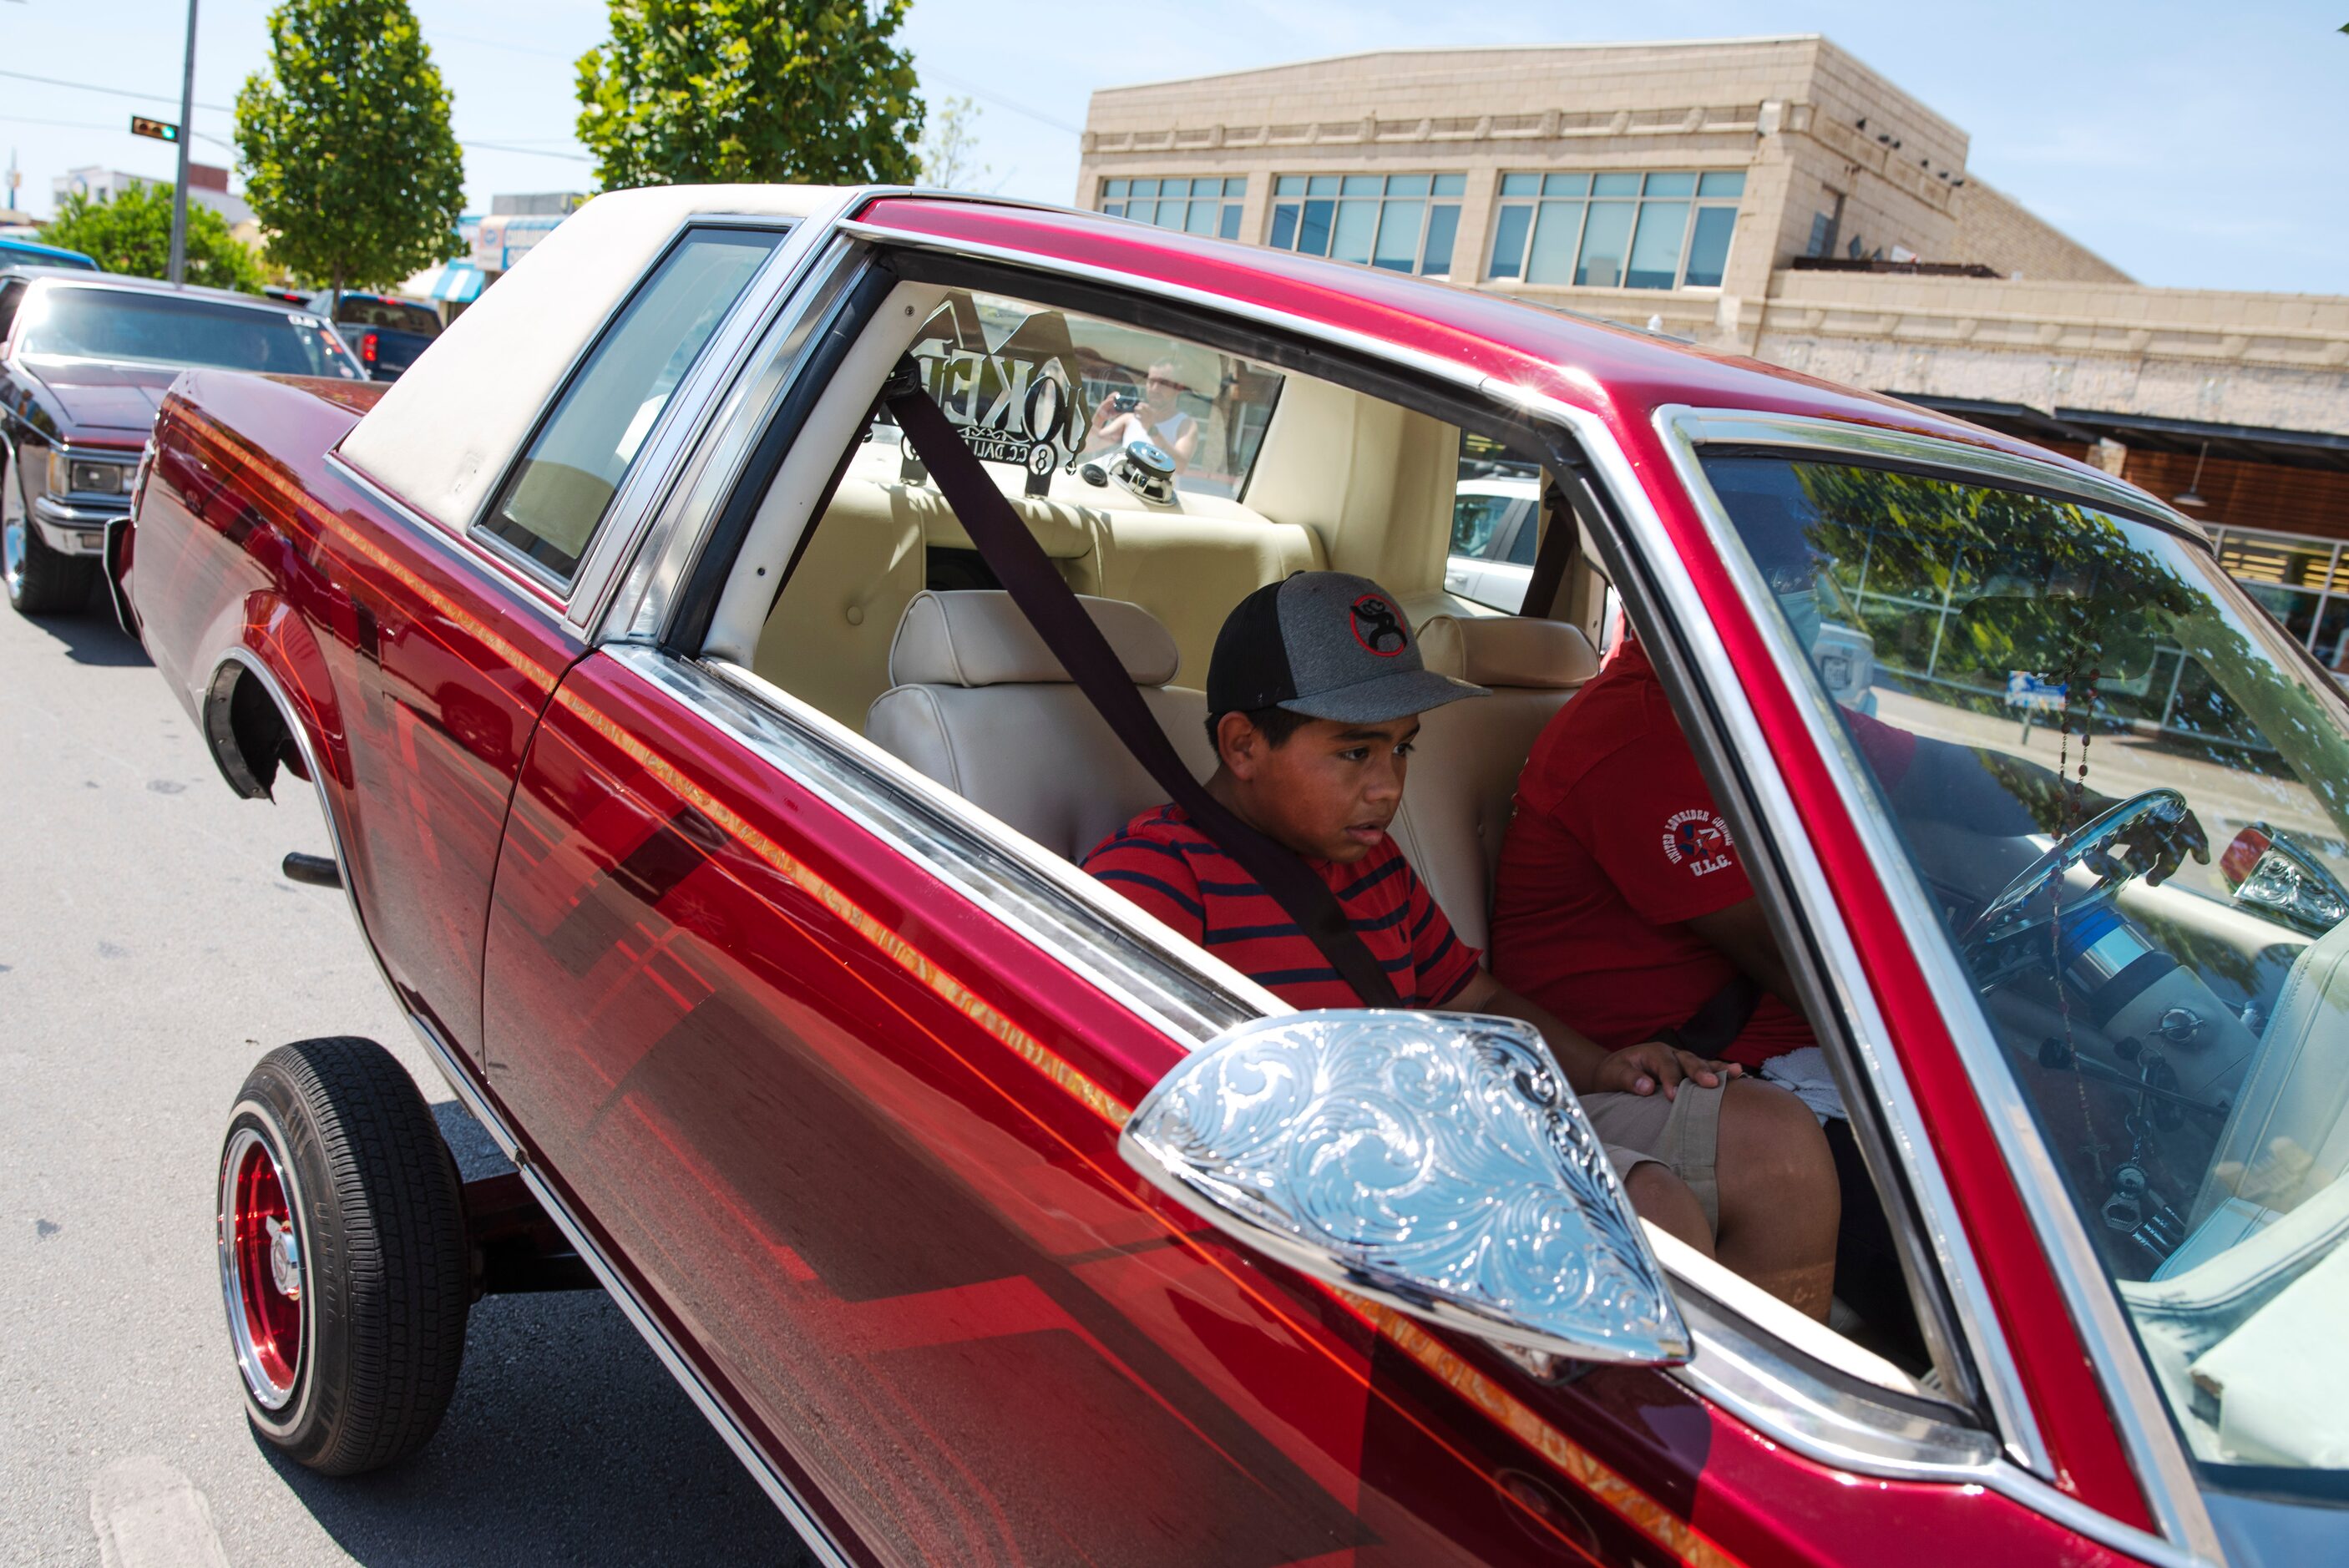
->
xmin=1100 ymin=178 xmax=1246 ymax=240
xmin=1487 ymin=169 xmax=1744 ymax=290
xmin=1266 ymin=174 xmax=1465 ymax=276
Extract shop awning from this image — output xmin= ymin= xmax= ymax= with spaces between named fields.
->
xmin=426 ymin=261 xmax=486 ymax=303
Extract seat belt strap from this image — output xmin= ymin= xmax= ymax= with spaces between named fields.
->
xmin=1654 ymin=974 xmax=1762 ymax=1058
xmin=1518 ymin=474 xmax=1578 ymax=620
xmin=882 ymin=364 xmax=1404 ymax=1009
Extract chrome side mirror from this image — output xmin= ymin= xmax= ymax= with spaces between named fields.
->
xmin=1120 ymin=1010 xmax=1689 ymax=1367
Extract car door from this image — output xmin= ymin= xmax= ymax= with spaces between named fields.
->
xmin=488 ymin=635 xmax=1867 ymax=1567
xmin=480 ymin=219 xmax=2165 ymax=1568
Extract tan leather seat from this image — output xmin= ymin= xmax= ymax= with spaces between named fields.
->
xmin=1390 ymin=616 xmax=1600 ymax=952
xmin=866 ymin=591 xmax=1216 ymax=863
xmin=752 ymin=477 xmax=925 ymax=729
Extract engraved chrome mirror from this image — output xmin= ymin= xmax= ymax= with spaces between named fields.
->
xmin=1120 ymin=1010 xmax=1690 ymax=1366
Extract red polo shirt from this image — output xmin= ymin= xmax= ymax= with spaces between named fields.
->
xmin=1490 ymin=636 xmax=1913 ymax=1068
xmin=1084 ymin=805 xmax=1481 ymax=1011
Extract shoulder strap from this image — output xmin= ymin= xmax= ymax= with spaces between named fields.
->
xmin=883 ymin=365 xmax=1402 ymax=1009
xmin=1653 ymin=974 xmax=1761 ymax=1058
xmin=1517 ymin=475 xmax=1577 ymax=620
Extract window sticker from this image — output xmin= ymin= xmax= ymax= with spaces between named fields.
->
xmin=904 ymin=295 xmax=1091 ymax=486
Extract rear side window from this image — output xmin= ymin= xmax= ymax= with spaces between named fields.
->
xmin=479 ymin=227 xmax=780 ymax=585
xmin=0 ymin=280 xmax=25 ymax=347
xmin=334 ymin=297 xmax=441 ymax=336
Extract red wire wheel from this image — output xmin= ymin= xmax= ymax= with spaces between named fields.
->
xmin=220 ymin=1126 xmax=305 ymax=1408
xmin=216 ymin=1037 xmax=470 ymax=1473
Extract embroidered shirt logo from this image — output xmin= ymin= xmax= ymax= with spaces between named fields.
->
xmin=1662 ymin=809 xmax=1734 ymax=878
xmin=1349 ymin=594 xmax=1408 ymax=656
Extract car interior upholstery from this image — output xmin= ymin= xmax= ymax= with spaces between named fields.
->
xmin=865 ymin=589 xmax=1217 ymax=862
xmin=706 ymin=287 xmax=1484 ymax=730
xmin=1394 ymin=615 xmax=1600 ymax=951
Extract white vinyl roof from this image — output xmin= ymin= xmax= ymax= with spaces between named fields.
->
xmin=338 ymin=184 xmax=838 ymax=537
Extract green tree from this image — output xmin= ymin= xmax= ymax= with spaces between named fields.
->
xmin=575 ymin=0 xmax=924 ymax=190
xmin=39 ymin=185 xmax=266 ymax=292
xmin=235 ymin=0 xmax=467 ymax=300
xmin=917 ymin=94 xmax=988 ymax=191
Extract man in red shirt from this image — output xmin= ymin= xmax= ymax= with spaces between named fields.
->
xmin=1086 ymin=571 xmax=1839 ymax=1317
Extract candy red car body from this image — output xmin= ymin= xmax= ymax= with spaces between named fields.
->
xmin=122 ymin=186 xmax=2337 ymax=1567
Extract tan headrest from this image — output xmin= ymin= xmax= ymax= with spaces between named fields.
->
xmin=1418 ymin=615 xmax=1598 ymax=690
xmin=888 ymin=589 xmax=1181 ymax=688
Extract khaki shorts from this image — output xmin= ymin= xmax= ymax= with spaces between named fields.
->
xmin=1587 ymin=1081 xmax=1726 ymax=1233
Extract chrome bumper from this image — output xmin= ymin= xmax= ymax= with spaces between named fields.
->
xmin=30 ymin=495 xmax=126 ymax=556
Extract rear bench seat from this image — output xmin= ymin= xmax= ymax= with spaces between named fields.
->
xmin=865 ymin=590 xmax=1216 ymax=862
xmin=868 ymin=590 xmax=1597 ymax=970
xmin=756 ymin=462 xmax=1323 ymax=731
xmin=1390 ymin=615 xmax=1600 ymax=952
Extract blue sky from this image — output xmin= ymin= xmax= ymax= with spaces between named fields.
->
xmin=0 ymin=1 xmax=2340 ymax=293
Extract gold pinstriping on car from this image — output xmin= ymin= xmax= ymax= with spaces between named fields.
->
xmin=549 ymin=678 xmax=1137 ymax=1133
xmin=175 ymin=403 xmax=1744 ymax=1568
xmin=178 ymin=409 xmax=562 ymax=695
xmin=1359 ymin=1299 xmax=1744 ymax=1568
xmin=553 ymin=675 xmax=1748 ymax=1568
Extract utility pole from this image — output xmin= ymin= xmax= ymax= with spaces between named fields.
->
xmin=167 ymin=0 xmax=199 ymax=286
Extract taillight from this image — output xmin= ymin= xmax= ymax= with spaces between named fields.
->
xmin=359 ymin=331 xmax=378 ymax=365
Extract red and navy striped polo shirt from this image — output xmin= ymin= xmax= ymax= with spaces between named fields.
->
xmin=1082 ymin=804 xmax=1482 ymax=1010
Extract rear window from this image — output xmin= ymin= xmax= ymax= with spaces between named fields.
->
xmin=333 ymin=297 xmax=440 ymax=336
xmin=889 ymin=288 xmax=1285 ymax=502
xmin=18 ymin=286 xmax=362 ymax=379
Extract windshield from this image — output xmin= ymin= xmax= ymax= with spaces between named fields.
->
xmin=1704 ymin=453 xmax=2349 ymax=1500
xmin=18 ymin=286 xmax=362 ymax=379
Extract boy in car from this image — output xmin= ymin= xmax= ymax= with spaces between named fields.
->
xmin=1489 ymin=498 xmax=2207 ymax=1349
xmin=1083 ymin=571 xmax=1839 ymax=1318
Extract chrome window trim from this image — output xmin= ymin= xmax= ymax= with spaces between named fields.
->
xmin=610 ymin=642 xmax=1282 ymax=1047
xmin=1653 ymin=404 xmax=2223 ymax=1561
xmin=605 ymin=231 xmax=873 ymax=646
xmin=610 ymin=212 xmax=2083 ymax=1518
xmin=212 ymin=644 xmax=854 ymax=1568
xmin=1680 ymin=409 xmax=2215 ymax=547
xmin=565 ymin=208 xmax=852 ymax=635
xmin=322 ymin=450 xmax=575 ymax=633
xmin=345 ymin=213 xmax=801 ymax=619
xmin=1676 ymin=1297 xmax=2213 ymax=1568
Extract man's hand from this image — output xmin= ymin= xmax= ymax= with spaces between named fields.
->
xmin=1592 ymin=1040 xmax=1744 ymax=1100
xmin=2090 ymin=794 xmax=2210 ymax=887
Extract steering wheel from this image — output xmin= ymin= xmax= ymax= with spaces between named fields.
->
xmin=1960 ymin=788 xmax=2193 ymax=959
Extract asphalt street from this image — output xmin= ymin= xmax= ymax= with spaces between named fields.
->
xmin=0 ymin=589 xmax=812 ymax=1565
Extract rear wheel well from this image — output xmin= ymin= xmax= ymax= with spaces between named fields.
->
xmin=204 ymin=660 xmax=296 ymax=800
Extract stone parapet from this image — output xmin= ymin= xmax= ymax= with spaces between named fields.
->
xmin=1751 ymin=271 xmax=2349 ymax=437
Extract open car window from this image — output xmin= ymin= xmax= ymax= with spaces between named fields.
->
xmin=687 ymin=266 xmax=1966 ymax=1419
xmin=1705 ymin=453 xmax=2349 ymax=1499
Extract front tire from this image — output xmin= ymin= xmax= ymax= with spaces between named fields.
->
xmin=3 ymin=449 xmax=96 ymax=615
xmin=218 ymin=1037 xmax=470 ymax=1474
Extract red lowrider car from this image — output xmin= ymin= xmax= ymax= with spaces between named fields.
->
xmin=122 ymin=187 xmax=2346 ymax=1566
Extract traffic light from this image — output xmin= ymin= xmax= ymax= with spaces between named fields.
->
xmin=129 ymin=116 xmax=180 ymax=144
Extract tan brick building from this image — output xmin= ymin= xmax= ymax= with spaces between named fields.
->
xmin=1078 ymin=36 xmax=2349 ymax=673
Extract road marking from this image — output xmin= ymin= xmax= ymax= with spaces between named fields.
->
xmin=90 ymin=1456 xmax=232 ymax=1568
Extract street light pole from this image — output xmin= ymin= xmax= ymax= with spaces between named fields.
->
xmin=167 ymin=0 xmax=199 ymax=286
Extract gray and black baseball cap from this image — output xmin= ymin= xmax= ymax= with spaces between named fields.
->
xmin=1207 ymin=572 xmax=1487 ymax=724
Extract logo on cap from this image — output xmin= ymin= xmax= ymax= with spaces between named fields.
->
xmin=1349 ymin=594 xmax=1408 ymax=657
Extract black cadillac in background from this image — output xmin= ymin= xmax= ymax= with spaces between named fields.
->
xmin=0 ymin=268 xmax=365 ymax=615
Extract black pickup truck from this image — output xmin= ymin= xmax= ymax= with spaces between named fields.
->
xmin=309 ymin=290 xmax=442 ymax=382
